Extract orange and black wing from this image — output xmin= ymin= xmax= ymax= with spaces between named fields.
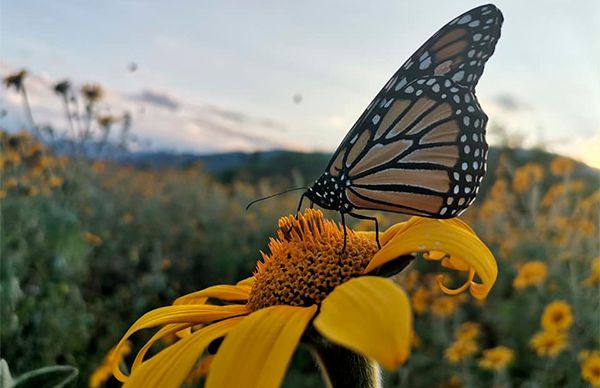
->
xmin=327 ymin=4 xmax=503 ymax=176
xmin=338 ymin=76 xmax=488 ymax=218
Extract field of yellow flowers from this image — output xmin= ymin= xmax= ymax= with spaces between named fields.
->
xmin=1 ymin=129 xmax=598 ymax=387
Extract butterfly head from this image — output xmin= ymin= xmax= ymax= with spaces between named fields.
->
xmin=305 ymin=172 xmax=346 ymax=211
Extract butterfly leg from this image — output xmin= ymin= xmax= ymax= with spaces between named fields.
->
xmin=339 ymin=212 xmax=348 ymax=255
xmin=296 ymin=193 xmax=306 ymax=218
xmin=349 ymin=212 xmax=381 ymax=249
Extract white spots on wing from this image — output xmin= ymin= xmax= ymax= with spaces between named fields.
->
xmin=384 ymin=98 xmax=394 ymax=108
xmin=453 ymin=95 xmax=461 ymax=104
xmin=464 ymin=94 xmax=471 ymax=103
xmin=419 ymin=56 xmax=432 ymax=70
xmin=446 ymin=197 xmax=454 ymax=205
xmin=463 ymin=116 xmax=470 ymax=126
xmin=467 ymin=106 xmax=475 ymax=113
xmin=474 ymin=149 xmax=480 ymax=157
xmin=417 ymin=79 xmax=426 ymax=85
xmin=474 ymin=118 xmax=480 ymax=127
xmin=453 ymin=172 xmax=460 ymax=180
xmin=473 ymin=161 xmax=479 ymax=169
xmin=395 ymin=77 xmax=408 ymax=91
xmin=440 ymin=207 xmax=448 ymax=215
xmin=458 ymin=198 xmax=466 ymax=206
xmin=415 ymin=89 xmax=423 ymax=96
xmin=457 ymin=14 xmax=472 ymax=25
xmin=452 ymin=70 xmax=465 ymax=82
xmin=464 ymin=145 xmax=471 ymax=154
xmin=350 ymin=133 xmax=358 ymax=144
xmin=444 ymin=80 xmax=452 ymax=87
xmin=454 ymin=185 xmax=460 ymax=194
xmin=432 ymin=84 xmax=440 ymax=93
xmin=455 ymin=109 xmax=462 ymax=115
xmin=441 ymin=93 xmax=447 ymax=99
xmin=405 ymin=85 xmax=414 ymax=93
xmin=461 ymin=162 xmax=468 ymax=171
xmin=473 ymin=33 xmax=482 ymax=41
xmin=372 ymin=115 xmax=381 ymax=125
xmin=426 ymin=78 xmax=436 ymax=86
xmin=472 ymin=133 xmax=479 ymax=142
xmin=466 ymin=174 xmax=473 ymax=182
xmin=467 ymin=49 xmax=476 ymax=58
xmin=468 ymin=20 xmax=480 ymax=27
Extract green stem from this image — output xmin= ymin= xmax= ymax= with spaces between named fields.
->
xmin=306 ymin=331 xmax=381 ymax=388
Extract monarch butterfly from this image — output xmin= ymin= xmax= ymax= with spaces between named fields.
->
xmin=299 ymin=4 xmax=504 ymax=249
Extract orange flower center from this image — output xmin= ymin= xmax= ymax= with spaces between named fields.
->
xmin=247 ymin=209 xmax=377 ymax=311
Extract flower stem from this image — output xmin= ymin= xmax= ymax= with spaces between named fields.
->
xmin=306 ymin=332 xmax=381 ymax=388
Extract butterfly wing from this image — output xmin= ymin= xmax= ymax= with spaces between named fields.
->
xmin=338 ymin=76 xmax=488 ymax=218
xmin=327 ymin=4 xmax=502 ymax=176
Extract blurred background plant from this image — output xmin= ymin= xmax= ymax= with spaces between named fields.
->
xmin=1 ymin=69 xmax=598 ymax=387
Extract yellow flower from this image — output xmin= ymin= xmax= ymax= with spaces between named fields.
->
xmin=110 ymin=210 xmax=496 ymax=387
xmin=48 ymin=175 xmax=64 ymax=188
xmin=455 ymin=322 xmax=480 ymax=341
xmin=89 ymin=341 xmax=132 ymax=388
xmin=583 ymin=257 xmax=600 ymax=287
xmin=431 ymin=296 xmax=457 ymax=318
xmin=512 ymin=163 xmax=544 ymax=193
xmin=4 ymin=177 xmax=18 ymax=189
xmin=478 ymin=346 xmax=515 ymax=371
xmin=580 ymin=350 xmax=600 ymax=387
xmin=530 ymin=330 xmax=567 ymax=357
xmin=513 ymin=261 xmax=548 ymax=289
xmin=411 ymin=287 xmax=430 ymax=315
xmin=82 ymin=232 xmax=103 ymax=247
xmin=445 ymin=339 xmax=478 ymax=364
xmin=541 ymin=300 xmax=573 ymax=332
xmin=550 ymin=157 xmax=575 ymax=176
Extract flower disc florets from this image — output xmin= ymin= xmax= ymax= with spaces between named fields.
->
xmin=247 ymin=209 xmax=377 ymax=311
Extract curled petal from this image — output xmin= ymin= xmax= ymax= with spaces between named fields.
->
xmin=436 ymin=269 xmax=476 ymax=295
xmin=365 ymin=217 xmax=497 ymax=299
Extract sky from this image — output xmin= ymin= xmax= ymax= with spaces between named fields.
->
xmin=1 ymin=1 xmax=599 ymax=167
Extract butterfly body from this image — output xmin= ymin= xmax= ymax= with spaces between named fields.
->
xmin=301 ymin=4 xmax=503 ymax=232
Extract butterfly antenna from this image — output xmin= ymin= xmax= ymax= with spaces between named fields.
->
xmin=246 ymin=187 xmax=307 ymax=210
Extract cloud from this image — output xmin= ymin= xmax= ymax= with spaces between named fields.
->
xmin=132 ymin=90 xmax=180 ymax=111
xmin=491 ymin=93 xmax=530 ymax=112
xmin=202 ymin=104 xmax=287 ymax=132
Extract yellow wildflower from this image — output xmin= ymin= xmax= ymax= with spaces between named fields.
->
xmin=550 ymin=157 xmax=575 ymax=176
xmin=541 ymin=300 xmax=573 ymax=332
xmin=109 ymin=210 xmax=497 ymax=387
xmin=4 ymin=177 xmax=18 ymax=189
xmin=411 ymin=287 xmax=430 ymax=315
xmin=89 ymin=341 xmax=132 ymax=388
xmin=582 ymin=258 xmax=600 ymax=287
xmin=530 ymin=330 xmax=567 ymax=357
xmin=513 ymin=261 xmax=548 ymax=289
xmin=580 ymin=350 xmax=600 ymax=387
xmin=512 ymin=163 xmax=544 ymax=193
xmin=455 ymin=322 xmax=480 ymax=341
xmin=82 ymin=232 xmax=103 ymax=247
xmin=445 ymin=339 xmax=478 ymax=364
xmin=81 ymin=83 xmax=104 ymax=103
xmin=431 ymin=296 xmax=457 ymax=318
xmin=478 ymin=346 xmax=515 ymax=371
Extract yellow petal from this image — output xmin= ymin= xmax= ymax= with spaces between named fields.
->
xmin=314 ymin=276 xmax=412 ymax=370
xmin=236 ymin=276 xmax=255 ymax=288
xmin=174 ymin=284 xmax=251 ymax=305
xmin=112 ymin=304 xmax=249 ymax=381
xmin=206 ymin=305 xmax=317 ymax=388
xmin=132 ymin=323 xmax=189 ymax=371
xmin=364 ymin=217 xmax=497 ymax=299
xmin=124 ymin=317 xmax=244 ymax=388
